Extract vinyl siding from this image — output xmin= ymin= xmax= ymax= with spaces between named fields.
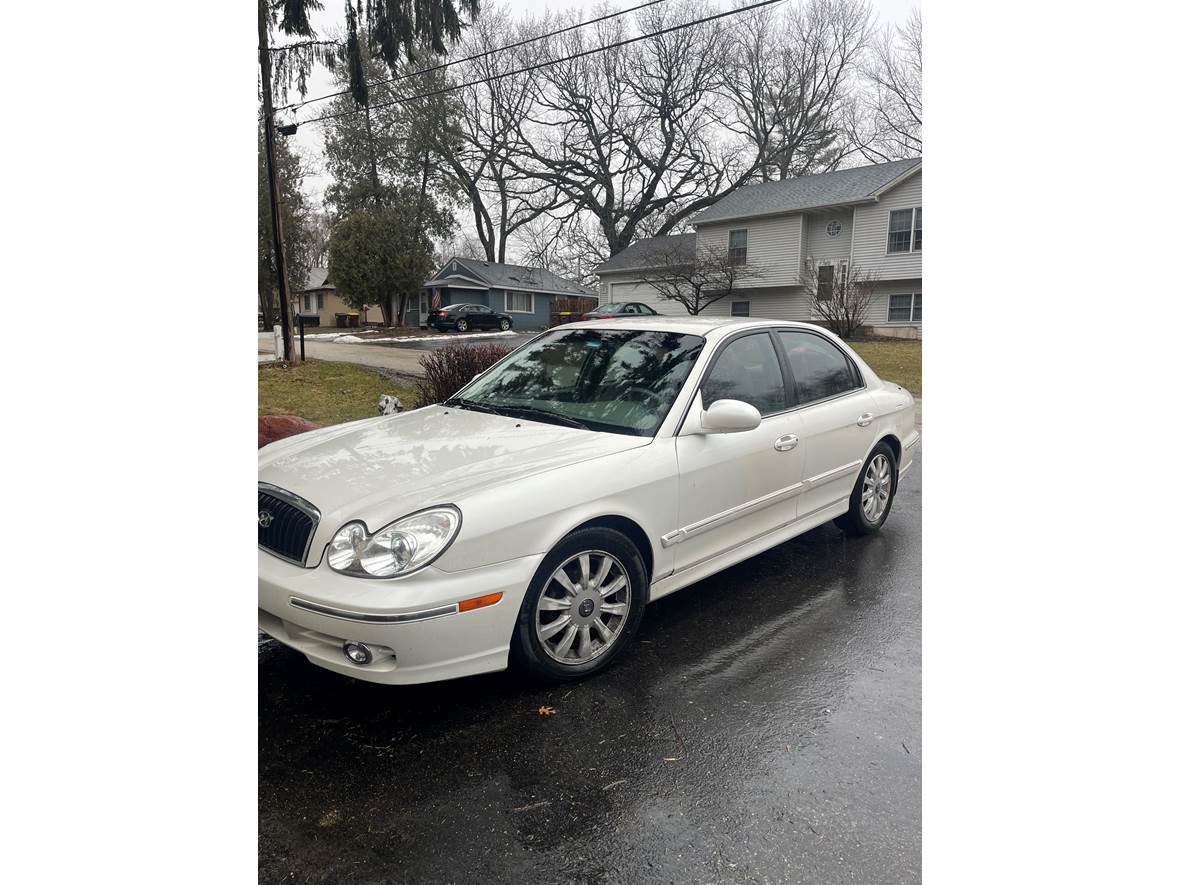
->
xmin=294 ymin=290 xmax=374 ymax=324
xmin=604 ymin=279 xmax=811 ymax=321
xmin=802 ymin=210 xmax=854 ymax=268
xmin=694 ymin=214 xmax=803 ymax=288
xmin=863 ymin=278 xmax=922 ymax=326
xmin=851 ymin=170 xmax=922 ymax=279
xmin=487 ymin=289 xmax=552 ymax=330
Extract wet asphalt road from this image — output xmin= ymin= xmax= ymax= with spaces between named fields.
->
xmin=259 ymin=454 xmax=921 ymax=884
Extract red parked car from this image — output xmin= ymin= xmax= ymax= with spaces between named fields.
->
xmin=580 ymin=302 xmax=661 ymax=321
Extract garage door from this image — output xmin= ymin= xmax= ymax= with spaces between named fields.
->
xmin=605 ymin=281 xmax=689 ymax=316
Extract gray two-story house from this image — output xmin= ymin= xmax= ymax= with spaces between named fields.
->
xmin=417 ymin=258 xmax=598 ymax=330
xmin=595 ymin=158 xmax=922 ymax=337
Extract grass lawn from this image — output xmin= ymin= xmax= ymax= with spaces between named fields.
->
xmin=849 ymin=339 xmax=922 ymax=397
xmin=259 ymin=359 xmax=417 ymax=426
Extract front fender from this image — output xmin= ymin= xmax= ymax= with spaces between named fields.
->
xmin=433 ymin=439 xmax=679 ymax=579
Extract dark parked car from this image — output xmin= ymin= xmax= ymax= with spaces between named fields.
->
xmin=427 ymin=303 xmax=514 ymax=332
xmin=580 ymin=302 xmax=660 ymax=321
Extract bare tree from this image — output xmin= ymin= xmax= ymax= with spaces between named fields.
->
xmin=306 ymin=210 xmax=332 ymax=267
xmin=802 ymin=261 xmax=880 ymax=338
xmin=848 ymin=7 xmax=922 ymax=161
xmin=516 ymin=212 xmax=609 ymax=289
xmin=726 ymin=0 xmax=873 ymax=180
xmin=430 ymin=9 xmax=569 ymax=263
xmin=509 ymin=2 xmax=768 ymax=257
xmin=635 ymin=243 xmax=765 ymax=315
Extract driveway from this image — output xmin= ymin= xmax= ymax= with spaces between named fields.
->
xmin=259 ymin=454 xmax=922 ymax=883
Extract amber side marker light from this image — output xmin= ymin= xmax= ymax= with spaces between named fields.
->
xmin=458 ymin=592 xmax=504 ymax=613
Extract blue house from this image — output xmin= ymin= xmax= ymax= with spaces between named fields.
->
xmin=415 ymin=257 xmax=598 ymax=330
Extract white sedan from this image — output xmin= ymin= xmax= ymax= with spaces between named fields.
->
xmin=258 ymin=317 xmax=919 ymax=684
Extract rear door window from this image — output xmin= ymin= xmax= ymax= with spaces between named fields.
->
xmin=777 ymin=331 xmax=860 ymax=404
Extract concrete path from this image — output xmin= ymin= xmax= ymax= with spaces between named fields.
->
xmin=258 ymin=332 xmax=429 ymax=378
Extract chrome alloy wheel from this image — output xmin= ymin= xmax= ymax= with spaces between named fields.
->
xmin=861 ymin=453 xmax=893 ymax=523
xmin=534 ymin=550 xmax=631 ymax=665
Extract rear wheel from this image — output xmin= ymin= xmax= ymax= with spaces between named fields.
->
xmin=456 ymin=318 xmax=469 ymax=332
xmin=512 ymin=527 xmax=648 ymax=683
xmin=835 ymin=442 xmax=897 ymax=536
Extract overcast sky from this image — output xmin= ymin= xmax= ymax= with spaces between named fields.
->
xmin=282 ymin=0 xmax=919 ymax=209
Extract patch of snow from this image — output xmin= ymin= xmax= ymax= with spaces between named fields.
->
xmin=373 ymin=330 xmax=521 ymax=343
xmin=257 ymin=353 xmax=276 ymax=362
xmin=290 ymin=329 xmax=524 ymax=345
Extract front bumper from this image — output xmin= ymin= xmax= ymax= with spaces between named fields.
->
xmin=258 ymin=549 xmax=543 ymax=684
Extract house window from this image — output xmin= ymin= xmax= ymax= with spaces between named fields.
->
xmin=505 ymin=291 xmax=534 ymax=313
xmin=302 ymin=294 xmax=312 ymax=312
xmin=728 ymin=229 xmax=748 ymax=265
xmin=888 ymin=293 xmax=922 ymax=323
xmin=888 ymin=208 xmax=922 ymax=253
xmin=816 ymin=264 xmax=835 ymax=301
xmin=731 ymin=301 xmax=750 ymax=317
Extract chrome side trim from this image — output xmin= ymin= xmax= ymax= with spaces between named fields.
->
xmin=904 ymin=433 xmax=921 ymax=450
xmin=806 ymin=460 xmax=862 ymax=488
xmin=289 ymin=597 xmax=459 ymax=624
xmin=660 ymin=459 xmax=862 ymax=547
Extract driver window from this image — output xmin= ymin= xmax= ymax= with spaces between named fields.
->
xmin=701 ymin=333 xmax=786 ymax=416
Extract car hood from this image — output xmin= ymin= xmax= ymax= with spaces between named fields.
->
xmin=258 ymin=405 xmax=649 ymax=530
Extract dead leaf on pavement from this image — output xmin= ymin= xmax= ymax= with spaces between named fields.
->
xmin=537 ymin=705 xmax=557 ymax=716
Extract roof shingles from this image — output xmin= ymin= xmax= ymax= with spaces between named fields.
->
xmin=435 ymin=258 xmax=596 ymax=297
xmin=689 ymin=158 xmax=921 ymax=226
xmin=595 ymin=233 xmax=696 ymax=274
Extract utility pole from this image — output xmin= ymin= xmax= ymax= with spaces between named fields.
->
xmin=258 ymin=0 xmax=296 ymax=363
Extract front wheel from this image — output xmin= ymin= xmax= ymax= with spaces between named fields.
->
xmin=835 ymin=442 xmax=898 ymax=536
xmin=512 ymin=527 xmax=648 ymax=683
xmin=499 ymin=318 xmax=511 ymax=331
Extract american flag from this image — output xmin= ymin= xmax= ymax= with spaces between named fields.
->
xmin=430 ymin=288 xmax=442 ymax=309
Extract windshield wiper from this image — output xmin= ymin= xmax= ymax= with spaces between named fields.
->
xmin=442 ymin=396 xmax=509 ymax=417
xmin=495 ymin=405 xmax=591 ymax=431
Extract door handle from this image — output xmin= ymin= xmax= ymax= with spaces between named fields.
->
xmin=857 ymin=413 xmax=874 ymax=427
xmin=774 ymin=434 xmax=798 ymax=452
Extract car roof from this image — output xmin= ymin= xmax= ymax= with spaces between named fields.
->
xmin=558 ymin=315 xmax=831 ymax=336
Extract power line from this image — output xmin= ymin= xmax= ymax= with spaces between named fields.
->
xmin=290 ymin=0 xmax=783 ymax=129
xmin=274 ymin=0 xmax=673 ymax=114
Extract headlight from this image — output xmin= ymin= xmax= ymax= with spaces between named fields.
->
xmin=327 ymin=506 xmax=461 ymax=578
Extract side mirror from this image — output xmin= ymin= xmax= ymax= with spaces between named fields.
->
xmin=700 ymin=399 xmax=762 ymax=434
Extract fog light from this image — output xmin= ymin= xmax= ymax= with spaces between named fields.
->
xmin=343 ymin=641 xmax=373 ymax=665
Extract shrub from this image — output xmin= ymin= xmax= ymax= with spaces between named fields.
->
xmin=416 ymin=342 xmax=512 ymax=406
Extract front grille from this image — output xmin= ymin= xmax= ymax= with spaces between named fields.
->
xmin=258 ymin=486 xmax=319 ymax=565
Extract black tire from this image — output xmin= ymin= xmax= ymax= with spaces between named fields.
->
xmin=835 ymin=441 xmax=898 ymax=536
xmin=456 ymin=318 xmax=469 ymax=332
xmin=512 ymin=527 xmax=648 ymax=683
xmin=499 ymin=318 xmax=511 ymax=331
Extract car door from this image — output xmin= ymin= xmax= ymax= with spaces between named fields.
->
xmin=672 ymin=331 xmax=805 ymax=572
xmin=464 ymin=305 xmax=485 ymax=329
xmin=777 ymin=330 xmax=878 ymax=519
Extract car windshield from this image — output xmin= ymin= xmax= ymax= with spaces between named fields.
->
xmin=591 ymin=303 xmax=622 ymax=313
xmin=453 ymin=328 xmax=705 ymax=436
